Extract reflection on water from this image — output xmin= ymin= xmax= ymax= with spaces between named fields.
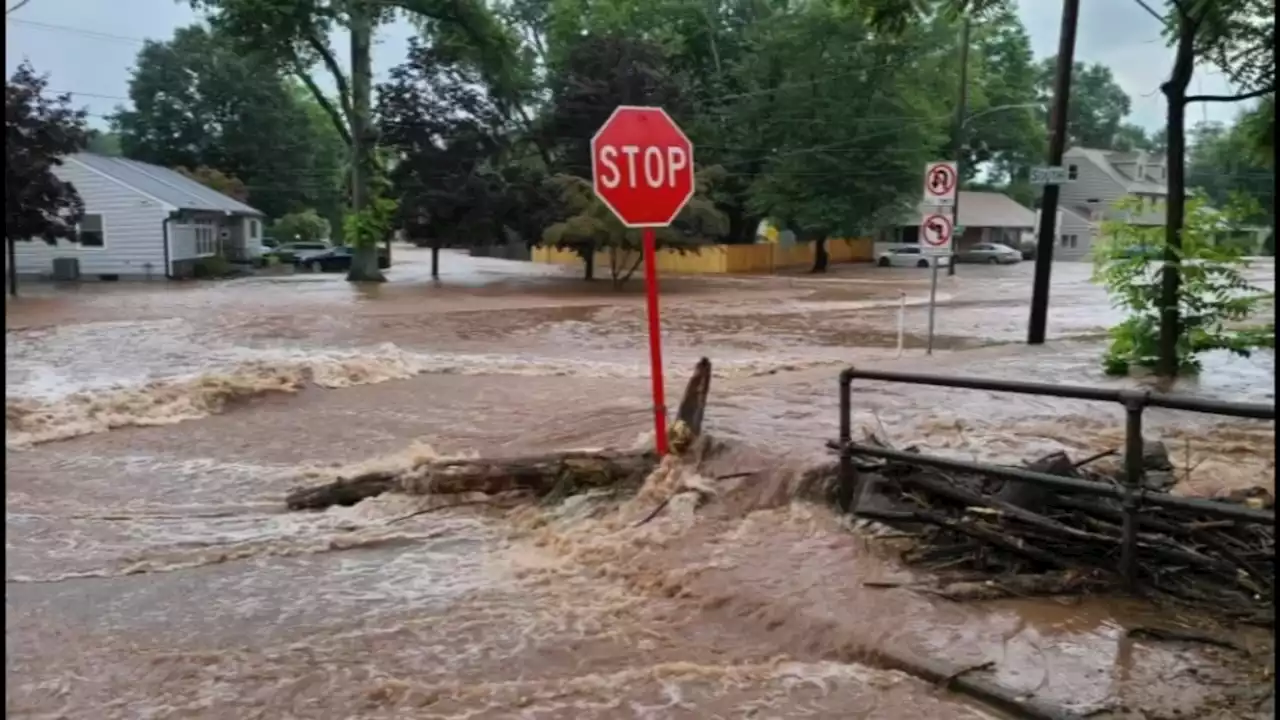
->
xmin=6 ymin=249 xmax=1275 ymax=718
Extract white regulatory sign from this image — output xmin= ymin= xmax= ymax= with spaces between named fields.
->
xmin=919 ymin=211 xmax=954 ymax=256
xmin=922 ymin=161 xmax=958 ymax=206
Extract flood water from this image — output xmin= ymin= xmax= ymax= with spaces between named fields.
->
xmin=6 ymin=248 xmax=1276 ymax=719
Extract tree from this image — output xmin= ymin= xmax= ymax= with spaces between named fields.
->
xmin=1092 ymin=193 xmax=1272 ymax=376
xmin=176 ymin=166 xmax=251 ymax=203
xmin=85 ymin=129 xmax=122 ymax=156
xmin=541 ymin=170 xmax=729 ymax=285
xmin=1187 ymin=116 xmax=1274 ymax=226
xmin=1035 ymin=58 xmax=1135 ymax=150
xmin=5 ymin=62 xmax=90 ymax=297
xmin=962 ymin=6 xmax=1044 ymax=182
xmin=378 ymin=38 xmax=518 ymax=277
xmin=1145 ymin=0 xmax=1275 ymax=377
xmin=112 ymin=24 xmax=344 ymax=223
xmin=272 ymin=209 xmax=331 ymax=243
xmin=189 ymin=0 xmax=517 ymax=282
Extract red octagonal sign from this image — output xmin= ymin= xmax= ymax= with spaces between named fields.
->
xmin=591 ymin=105 xmax=696 ymax=228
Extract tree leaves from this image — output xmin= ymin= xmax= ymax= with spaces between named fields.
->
xmin=5 ymin=62 xmax=89 ymax=247
xmin=1092 ymin=193 xmax=1271 ymax=375
xmin=112 ymin=24 xmax=345 ymax=221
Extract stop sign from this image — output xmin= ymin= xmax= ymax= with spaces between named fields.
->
xmin=590 ymin=105 xmax=696 ymax=228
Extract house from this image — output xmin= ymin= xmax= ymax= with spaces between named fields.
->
xmin=1060 ymin=147 xmax=1168 ymax=228
xmin=11 ymin=152 xmax=266 ymax=281
xmin=1029 ymin=206 xmax=1099 ymax=261
xmin=876 ymin=190 xmax=1036 ymax=255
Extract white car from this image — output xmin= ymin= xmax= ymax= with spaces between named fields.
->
xmin=876 ymin=246 xmax=951 ymax=268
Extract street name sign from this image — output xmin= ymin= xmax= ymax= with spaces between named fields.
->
xmin=1030 ymin=165 xmax=1071 ymax=186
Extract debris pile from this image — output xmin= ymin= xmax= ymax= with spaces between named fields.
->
xmin=849 ymin=438 xmax=1275 ymax=624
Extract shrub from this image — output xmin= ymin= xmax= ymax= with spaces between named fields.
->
xmin=1091 ymin=193 xmax=1273 ymax=376
xmin=193 ymin=255 xmax=235 ymax=278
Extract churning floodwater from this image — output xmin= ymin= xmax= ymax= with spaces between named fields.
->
xmin=6 ymin=248 xmax=1276 ymax=719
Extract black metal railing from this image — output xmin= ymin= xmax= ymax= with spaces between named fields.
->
xmin=833 ymin=367 xmax=1276 ymax=586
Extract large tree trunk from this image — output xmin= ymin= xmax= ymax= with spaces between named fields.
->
xmin=1156 ymin=10 xmax=1198 ymax=377
xmin=344 ymin=1 xmax=386 ymax=283
xmin=811 ymin=236 xmax=829 ymax=273
xmin=582 ymin=244 xmax=595 ymax=280
xmin=285 ymin=358 xmax=714 ymax=511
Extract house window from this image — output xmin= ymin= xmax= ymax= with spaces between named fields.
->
xmin=1060 ymin=234 xmax=1079 ymax=248
xmin=1067 ymin=164 xmax=1079 ymax=180
xmin=77 ymin=213 xmax=105 ymax=247
xmin=249 ymin=219 xmax=260 ymax=239
xmin=194 ymin=222 xmax=217 ymax=255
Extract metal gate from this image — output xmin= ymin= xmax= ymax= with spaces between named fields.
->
xmin=832 ymin=367 xmax=1276 ymax=586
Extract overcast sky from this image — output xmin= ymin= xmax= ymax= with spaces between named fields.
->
xmin=4 ymin=0 xmax=1250 ymax=133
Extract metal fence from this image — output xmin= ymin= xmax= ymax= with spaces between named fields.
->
xmin=833 ymin=367 xmax=1276 ymax=586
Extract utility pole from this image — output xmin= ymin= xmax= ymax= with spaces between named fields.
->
xmin=1027 ymin=0 xmax=1080 ymax=345
xmin=948 ymin=16 xmax=971 ymax=278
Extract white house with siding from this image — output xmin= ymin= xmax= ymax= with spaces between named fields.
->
xmin=1060 ymin=147 xmax=1169 ymax=226
xmin=1030 ymin=205 xmax=1098 ymax=261
xmin=11 ymin=153 xmax=266 ymax=281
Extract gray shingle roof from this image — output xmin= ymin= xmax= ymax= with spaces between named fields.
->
xmin=905 ymin=191 xmax=1036 ymax=228
xmin=70 ymin=152 xmax=264 ymax=216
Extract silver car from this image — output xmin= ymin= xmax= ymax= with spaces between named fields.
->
xmin=957 ymin=242 xmax=1022 ymax=265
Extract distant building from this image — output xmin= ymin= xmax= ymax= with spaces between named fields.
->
xmin=11 ymin=152 xmax=266 ymax=281
xmin=876 ymin=190 xmax=1036 ymax=255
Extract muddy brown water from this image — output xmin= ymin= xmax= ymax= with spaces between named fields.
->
xmin=6 ymin=249 xmax=1276 ymax=718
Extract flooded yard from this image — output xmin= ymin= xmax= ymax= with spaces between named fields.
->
xmin=6 ymin=248 xmax=1275 ymax=719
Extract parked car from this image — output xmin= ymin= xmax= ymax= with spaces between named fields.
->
xmin=956 ymin=242 xmax=1022 ymax=265
xmin=876 ymin=247 xmax=952 ymax=268
xmin=263 ymin=241 xmax=331 ymax=265
xmin=296 ymin=246 xmax=391 ymax=272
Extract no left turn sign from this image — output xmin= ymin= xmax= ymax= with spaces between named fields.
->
xmin=920 ymin=212 xmax=953 ymax=254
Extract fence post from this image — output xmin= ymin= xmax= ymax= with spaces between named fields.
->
xmin=837 ymin=368 xmax=858 ymax=513
xmin=1120 ymin=390 xmax=1149 ymax=589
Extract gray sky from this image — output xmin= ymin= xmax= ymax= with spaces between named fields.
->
xmin=4 ymin=0 xmax=1249 ymax=133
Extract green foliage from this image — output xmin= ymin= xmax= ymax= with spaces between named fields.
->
xmin=1092 ymin=193 xmax=1272 ymax=376
xmin=1187 ymin=112 xmax=1274 ymax=227
xmin=1035 ymin=58 xmax=1139 ymax=150
xmin=5 ymin=62 xmax=90 ymax=247
xmin=112 ymin=25 xmax=345 ymax=221
xmin=176 ymin=166 xmax=251 ymax=203
xmin=85 ymin=130 xmax=123 ymax=156
xmin=272 ymin=209 xmax=331 ymax=244
xmin=541 ymin=170 xmax=729 ymax=285
xmin=342 ymin=195 xmax=399 ymax=250
xmin=193 ymin=255 xmax=236 ymax=278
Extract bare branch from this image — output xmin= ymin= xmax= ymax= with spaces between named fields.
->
xmin=292 ymin=69 xmax=352 ymax=147
xmin=1130 ymin=0 xmax=1166 ymax=23
xmin=5 ymin=0 xmax=33 ymax=13
xmin=304 ymin=32 xmax=354 ymax=124
xmin=1185 ymin=86 xmax=1276 ymax=104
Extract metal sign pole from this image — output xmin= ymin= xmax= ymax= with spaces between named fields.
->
xmin=926 ymin=257 xmax=939 ymax=355
xmin=641 ymin=227 xmax=668 ymax=455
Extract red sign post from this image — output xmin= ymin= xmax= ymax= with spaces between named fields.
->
xmin=590 ymin=106 xmax=696 ymax=455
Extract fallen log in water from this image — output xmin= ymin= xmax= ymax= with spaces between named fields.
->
xmin=846 ymin=439 xmax=1276 ymax=619
xmin=285 ymin=358 xmax=713 ymax=511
